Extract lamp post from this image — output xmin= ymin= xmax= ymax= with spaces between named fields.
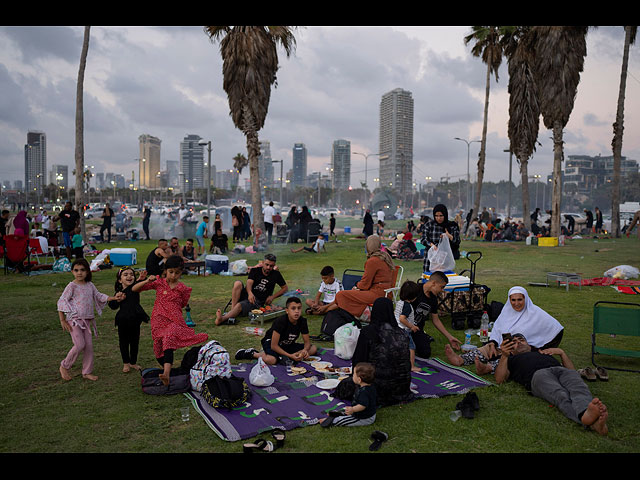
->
xmin=272 ymin=159 xmax=283 ymax=208
xmin=353 ymin=151 xmax=380 ymax=209
xmin=454 ymin=137 xmax=481 ymax=212
xmin=198 ymin=139 xmax=213 ymax=224
xmin=503 ymin=148 xmax=513 ymax=219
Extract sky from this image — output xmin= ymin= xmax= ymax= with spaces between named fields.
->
xmin=1 ymin=25 xmax=638 ymax=192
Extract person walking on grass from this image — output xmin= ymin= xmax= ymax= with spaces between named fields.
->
xmin=58 ymin=258 xmax=124 ymax=381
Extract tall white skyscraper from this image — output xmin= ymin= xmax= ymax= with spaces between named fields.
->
xmin=331 ymin=139 xmax=351 ymax=190
xmin=379 ymin=88 xmax=414 ymax=201
xmin=24 ymin=130 xmax=47 ymax=196
xmin=259 ymin=141 xmax=274 ymax=188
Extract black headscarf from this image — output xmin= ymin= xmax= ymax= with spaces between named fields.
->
xmin=433 ymin=203 xmax=450 ymax=225
xmin=369 ymin=297 xmax=399 ymax=340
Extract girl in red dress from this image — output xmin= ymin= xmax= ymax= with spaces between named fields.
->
xmin=133 ymin=255 xmax=208 ymax=385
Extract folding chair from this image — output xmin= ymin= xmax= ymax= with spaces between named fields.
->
xmin=29 ymin=238 xmax=53 ymax=264
xmin=274 ymin=224 xmax=290 ymax=244
xmin=341 ymin=268 xmax=364 ymax=291
xmin=592 ymin=301 xmax=640 ymax=373
xmin=383 ymin=265 xmax=404 ymax=303
xmin=307 ymin=220 xmax=322 ymax=243
xmin=3 ymin=234 xmax=31 ymax=275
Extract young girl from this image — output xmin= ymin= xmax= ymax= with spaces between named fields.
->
xmin=109 ymin=267 xmax=150 ymax=373
xmin=58 ymin=258 xmax=124 ymax=381
xmin=133 ymin=255 xmax=208 ymax=386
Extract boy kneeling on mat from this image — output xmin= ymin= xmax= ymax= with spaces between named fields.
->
xmin=235 ymin=296 xmax=317 ymax=365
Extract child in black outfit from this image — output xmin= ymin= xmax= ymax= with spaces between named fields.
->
xmin=109 ymin=267 xmax=150 ymax=372
xmin=320 ymin=362 xmax=377 ymax=428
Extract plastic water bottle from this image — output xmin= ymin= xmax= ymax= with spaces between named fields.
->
xmin=244 ymin=327 xmax=265 ymax=336
xmin=479 ymin=311 xmax=489 ymax=344
xmin=464 ymin=330 xmax=472 ymax=345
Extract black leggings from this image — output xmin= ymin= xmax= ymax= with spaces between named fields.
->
xmin=117 ymin=323 xmax=141 ymax=364
xmin=156 ymin=349 xmax=174 ymax=366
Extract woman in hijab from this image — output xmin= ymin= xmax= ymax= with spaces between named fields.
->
xmin=11 ymin=210 xmax=30 ymax=236
xmin=362 ymin=210 xmax=374 ymax=238
xmin=332 ymin=235 xmax=395 ymax=317
xmin=420 ymin=203 xmax=461 ymax=272
xmin=444 ymin=286 xmax=564 ymax=375
xmin=351 ymin=297 xmax=414 ymax=407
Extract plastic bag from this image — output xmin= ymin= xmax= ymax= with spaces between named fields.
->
xmin=230 ymin=259 xmax=248 ymax=275
xmin=249 ymin=357 xmax=274 ymax=387
xmin=334 ymin=322 xmax=361 ymax=360
xmin=604 ymin=265 xmax=640 ymax=280
xmin=427 ymin=235 xmax=456 ymax=272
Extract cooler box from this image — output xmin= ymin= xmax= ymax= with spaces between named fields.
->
xmin=109 ymin=248 xmax=137 ymax=266
xmin=538 ymin=237 xmax=558 ymax=247
xmin=205 ymin=254 xmax=229 ymax=274
xmin=322 ymin=233 xmax=329 ymax=241
xmin=344 ymin=226 xmax=351 ymax=233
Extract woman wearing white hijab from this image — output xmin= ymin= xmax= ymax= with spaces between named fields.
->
xmin=445 ymin=286 xmax=564 ymax=374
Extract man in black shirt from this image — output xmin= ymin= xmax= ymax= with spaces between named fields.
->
xmin=100 ymin=203 xmax=114 ymax=243
xmin=145 ymin=238 xmax=171 ymax=276
xmin=495 ymin=334 xmax=608 ymax=436
xmin=215 ymin=253 xmax=288 ymax=325
xmin=54 ymin=202 xmax=80 ymax=259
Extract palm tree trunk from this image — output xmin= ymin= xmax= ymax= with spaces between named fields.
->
xmin=550 ymin=121 xmax=564 ymax=237
xmin=473 ymin=62 xmax=491 ymax=218
xmin=519 ymin=158 xmax=531 ymax=230
xmin=75 ymin=26 xmax=90 ymax=241
xmin=246 ymin=130 xmax=264 ymax=235
xmin=611 ymin=26 xmax=634 ymax=238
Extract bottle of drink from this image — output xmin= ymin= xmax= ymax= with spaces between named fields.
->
xmin=464 ymin=330 xmax=472 ymax=345
xmin=244 ymin=326 xmax=265 ymax=336
xmin=480 ymin=311 xmax=489 ymax=344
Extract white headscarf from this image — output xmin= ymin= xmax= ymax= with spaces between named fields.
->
xmin=489 ymin=286 xmax=564 ymax=348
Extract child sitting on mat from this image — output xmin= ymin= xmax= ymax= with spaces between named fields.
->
xmin=133 ymin=255 xmax=208 ymax=385
xmin=305 ymin=265 xmax=343 ymax=315
xmin=320 ymin=362 xmax=377 ymax=428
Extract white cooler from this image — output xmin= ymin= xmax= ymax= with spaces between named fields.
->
xmin=110 ymin=248 xmax=137 ymax=266
xmin=205 ymin=254 xmax=229 ymax=274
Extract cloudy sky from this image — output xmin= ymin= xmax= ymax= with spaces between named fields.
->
xmin=1 ymin=25 xmax=638 ymax=191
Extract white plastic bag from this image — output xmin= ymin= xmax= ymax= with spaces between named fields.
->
xmin=334 ymin=322 xmax=361 ymax=360
xmin=604 ymin=265 xmax=640 ymax=280
xmin=427 ymin=235 xmax=456 ymax=272
xmin=230 ymin=259 xmax=248 ymax=275
xmin=249 ymin=357 xmax=274 ymax=387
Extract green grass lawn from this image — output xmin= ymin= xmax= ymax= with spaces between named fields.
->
xmin=1 ymin=230 xmax=639 ymax=453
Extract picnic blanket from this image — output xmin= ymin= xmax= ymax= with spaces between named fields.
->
xmin=572 ymin=277 xmax=640 ymax=287
xmin=186 ymin=347 xmax=492 ymax=441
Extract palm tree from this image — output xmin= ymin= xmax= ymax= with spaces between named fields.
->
xmin=464 ymin=26 xmax=510 ymax=225
xmin=504 ymin=26 xmax=540 ymax=231
xmin=204 ymin=26 xmax=297 ymax=233
xmin=611 ymin=26 xmax=637 ymax=237
xmin=530 ymin=26 xmax=588 ymax=237
xmin=75 ymin=26 xmax=91 ymax=241
xmin=232 ymin=152 xmax=247 ymax=199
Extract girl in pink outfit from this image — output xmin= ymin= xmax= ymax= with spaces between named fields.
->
xmin=57 ymin=258 xmax=124 ymax=381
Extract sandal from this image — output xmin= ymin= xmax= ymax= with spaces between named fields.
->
xmin=271 ymin=429 xmax=286 ymax=449
xmin=595 ymin=367 xmax=609 ymax=381
xmin=242 ymin=438 xmax=276 ymax=453
xmin=579 ymin=367 xmax=597 ymax=381
xmin=369 ymin=431 xmax=389 ymax=451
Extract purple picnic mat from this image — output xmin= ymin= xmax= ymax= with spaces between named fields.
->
xmin=186 ymin=347 xmax=492 ymax=442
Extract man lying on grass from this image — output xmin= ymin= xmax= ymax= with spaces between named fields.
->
xmin=495 ymin=333 xmax=608 ymax=436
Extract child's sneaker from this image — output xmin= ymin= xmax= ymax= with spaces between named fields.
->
xmin=235 ymin=348 xmax=258 ymax=360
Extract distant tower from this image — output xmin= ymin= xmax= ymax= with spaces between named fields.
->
xmin=292 ymin=143 xmax=307 ymax=188
xmin=331 ymin=139 xmax=351 ymax=190
xmin=139 ymin=134 xmax=162 ymax=189
xmin=379 ymin=88 xmax=414 ymax=202
xmin=179 ymin=134 xmax=205 ymax=191
xmin=24 ymin=130 xmax=47 ymax=197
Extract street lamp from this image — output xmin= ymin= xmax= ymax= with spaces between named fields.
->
xmin=198 ymin=139 xmax=213 ymax=224
xmin=454 ymin=137 xmax=481 ymax=212
xmin=352 ymin=151 xmax=380 ymax=209
xmin=272 ymin=159 xmax=283 ymax=208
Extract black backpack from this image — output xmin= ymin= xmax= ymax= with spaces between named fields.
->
xmin=141 ymin=367 xmax=191 ymax=395
xmin=201 ymin=375 xmax=251 ymax=410
xmin=321 ymin=309 xmax=360 ymax=338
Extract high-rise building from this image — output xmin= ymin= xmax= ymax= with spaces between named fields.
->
xmin=180 ymin=134 xmax=205 ymax=192
xmin=95 ymin=172 xmax=104 ymax=190
xmin=166 ymin=160 xmax=180 ymax=188
xmin=379 ymin=88 xmax=414 ymax=200
xmin=331 ymin=139 xmax=351 ymax=190
xmin=49 ymin=164 xmax=68 ymax=190
xmin=292 ymin=143 xmax=307 ymax=188
xmin=259 ymin=141 xmax=274 ymax=188
xmin=24 ymin=130 xmax=47 ymax=196
xmin=139 ymin=134 xmax=162 ymax=189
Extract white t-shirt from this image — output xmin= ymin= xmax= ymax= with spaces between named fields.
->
xmin=318 ymin=278 xmax=343 ymax=303
xmin=179 ymin=208 xmax=188 ymax=220
xmin=263 ymin=205 xmax=275 ymax=224
xmin=377 ymin=210 xmax=385 ymax=222
xmin=313 ymin=238 xmax=325 ymax=252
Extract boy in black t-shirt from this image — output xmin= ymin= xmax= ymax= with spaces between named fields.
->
xmin=235 ymin=296 xmax=317 ymax=365
xmin=411 ymin=271 xmax=462 ymax=351
xmin=215 ymin=253 xmax=288 ymax=325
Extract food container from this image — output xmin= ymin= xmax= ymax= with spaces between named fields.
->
xmin=538 ymin=237 xmax=558 ymax=247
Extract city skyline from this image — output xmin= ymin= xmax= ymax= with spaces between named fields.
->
xmin=1 ymin=26 xmax=638 ymax=195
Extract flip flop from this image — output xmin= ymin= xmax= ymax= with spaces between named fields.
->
xmin=243 ymin=439 xmax=267 ymax=453
xmin=369 ymin=431 xmax=389 ymax=451
xmin=579 ymin=367 xmax=597 ymax=381
xmin=270 ymin=429 xmax=286 ymax=449
xmin=595 ymin=367 xmax=609 ymax=381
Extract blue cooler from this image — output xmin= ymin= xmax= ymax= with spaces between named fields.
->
xmin=110 ymin=248 xmax=137 ymax=266
xmin=344 ymin=226 xmax=351 ymax=233
xmin=205 ymin=254 xmax=229 ymax=274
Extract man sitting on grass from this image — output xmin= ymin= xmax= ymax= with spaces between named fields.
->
xmin=215 ymin=253 xmax=288 ymax=325
xmin=495 ymin=333 xmax=608 ymax=436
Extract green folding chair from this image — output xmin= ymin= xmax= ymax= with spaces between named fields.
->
xmin=592 ymin=301 xmax=640 ymax=373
